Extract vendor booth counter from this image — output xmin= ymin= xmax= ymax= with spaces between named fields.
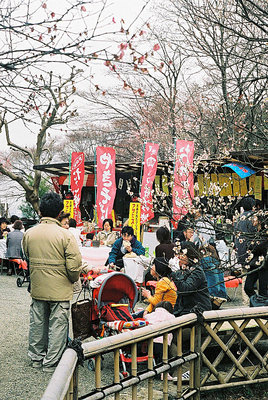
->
xmin=81 ymin=246 xmax=110 ymax=268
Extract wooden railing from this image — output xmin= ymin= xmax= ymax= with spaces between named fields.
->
xmin=41 ymin=307 xmax=268 ymax=400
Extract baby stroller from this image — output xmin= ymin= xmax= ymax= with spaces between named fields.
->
xmin=8 ymin=258 xmax=30 ymax=287
xmin=89 ymin=272 xmax=149 ymax=377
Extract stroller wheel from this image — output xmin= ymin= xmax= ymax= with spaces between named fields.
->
xmin=87 ymin=358 xmax=95 ymax=371
xmin=119 ymin=371 xmax=129 ymax=380
xmin=17 ymin=278 xmax=23 ymax=287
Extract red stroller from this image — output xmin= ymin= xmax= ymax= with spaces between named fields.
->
xmin=89 ymin=272 xmax=148 ymax=377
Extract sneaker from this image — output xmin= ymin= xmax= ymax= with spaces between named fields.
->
xmin=42 ymin=366 xmax=56 ymax=373
xmin=161 ymin=373 xmax=174 ymax=381
xmin=32 ymin=361 xmax=42 ymax=369
xmin=182 ymin=370 xmax=190 ymax=381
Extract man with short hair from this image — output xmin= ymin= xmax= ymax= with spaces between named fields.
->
xmin=174 ymin=225 xmax=194 ymax=244
xmin=23 ymin=192 xmax=82 ymax=373
xmin=107 ymin=225 xmax=145 ymax=270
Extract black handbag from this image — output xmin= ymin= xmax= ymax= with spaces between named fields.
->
xmin=71 ymin=289 xmax=93 ymax=340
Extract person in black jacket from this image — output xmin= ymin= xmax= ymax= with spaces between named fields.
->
xmin=172 ymin=242 xmax=212 ymax=317
xmin=244 ymin=239 xmax=268 ymax=299
xmin=155 ymin=226 xmax=175 ymax=260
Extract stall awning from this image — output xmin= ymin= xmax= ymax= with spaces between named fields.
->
xmin=33 ymin=160 xmax=174 ymax=176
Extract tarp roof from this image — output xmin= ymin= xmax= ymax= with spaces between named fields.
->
xmin=33 ymin=150 xmax=268 ymax=177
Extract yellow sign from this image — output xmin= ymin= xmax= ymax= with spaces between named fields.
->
xmin=210 ymin=174 xmax=218 ymax=195
xmin=225 ymin=173 xmax=233 ymax=196
xmin=154 ymin=175 xmax=160 ymax=194
xmin=197 ymin=174 xmax=204 ymax=196
xmin=128 ymin=202 xmax=141 ymax=241
xmin=248 ymin=175 xmax=255 ymax=195
xmin=204 ymin=174 xmax=211 ymax=196
xmin=111 ymin=209 xmax=116 ymax=227
xmin=232 ymin=173 xmax=240 ymax=196
xmin=63 ymin=200 xmax=74 ymax=218
xmin=239 ymin=178 xmax=248 ymax=196
xmin=255 ymin=176 xmax=262 ymax=200
xmin=264 ymin=167 xmax=268 ymax=191
xmin=218 ymin=174 xmax=227 ymax=196
xmin=162 ymin=175 xmax=169 ymax=195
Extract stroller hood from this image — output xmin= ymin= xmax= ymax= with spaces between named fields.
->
xmin=94 ymin=272 xmax=138 ymax=311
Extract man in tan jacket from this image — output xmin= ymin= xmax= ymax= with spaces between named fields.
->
xmin=23 ymin=192 xmax=82 ymax=373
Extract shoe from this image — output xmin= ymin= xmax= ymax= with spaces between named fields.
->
xmin=172 ymin=370 xmax=190 ymax=384
xmin=42 ymin=366 xmax=56 ymax=373
xmin=32 ymin=361 xmax=42 ymax=369
xmin=7 ymin=269 xmax=12 ymax=276
xmin=182 ymin=370 xmax=190 ymax=381
xmin=161 ymin=373 xmax=174 ymax=381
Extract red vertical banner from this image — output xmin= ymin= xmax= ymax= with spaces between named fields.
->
xmin=140 ymin=142 xmax=159 ymax=224
xmin=51 ymin=177 xmax=60 ymax=193
xmin=172 ymin=140 xmax=194 ymax=221
xmin=96 ymin=147 xmax=116 ymax=228
xmin=70 ymin=152 xmax=85 ymax=224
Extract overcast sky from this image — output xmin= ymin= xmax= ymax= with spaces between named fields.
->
xmin=0 ymin=0 xmax=150 ymax=151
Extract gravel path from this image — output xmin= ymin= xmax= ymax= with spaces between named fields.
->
xmin=0 ymin=274 xmax=247 ymax=400
xmin=0 ymin=275 xmax=52 ymax=400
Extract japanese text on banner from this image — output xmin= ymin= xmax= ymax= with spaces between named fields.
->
xmin=172 ymin=140 xmax=194 ymax=221
xmin=129 ymin=202 xmax=141 ymax=241
xmin=140 ymin=142 xmax=159 ymax=224
xmin=63 ymin=200 xmax=74 ymax=218
xmin=70 ymin=152 xmax=85 ymax=225
xmin=96 ymin=147 xmax=116 ymax=228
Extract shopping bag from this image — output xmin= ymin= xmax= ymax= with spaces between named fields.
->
xmin=71 ymin=289 xmax=93 ymax=340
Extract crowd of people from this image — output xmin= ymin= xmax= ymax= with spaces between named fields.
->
xmin=0 ymin=192 xmax=267 ymax=377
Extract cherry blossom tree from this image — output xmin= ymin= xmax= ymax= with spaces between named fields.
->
xmin=0 ymin=0 xmax=150 ymax=214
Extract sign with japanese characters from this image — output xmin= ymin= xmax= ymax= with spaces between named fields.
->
xmin=172 ymin=140 xmax=194 ymax=221
xmin=129 ymin=202 xmax=141 ymax=241
xmin=63 ymin=199 xmax=74 ymax=218
xmin=96 ymin=147 xmax=116 ymax=228
xmin=70 ymin=152 xmax=85 ymax=225
xmin=140 ymin=142 xmax=159 ymax=224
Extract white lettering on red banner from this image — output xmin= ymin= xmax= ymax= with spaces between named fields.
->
xmin=172 ymin=140 xmax=194 ymax=220
xmin=140 ymin=142 xmax=159 ymax=224
xmin=96 ymin=147 xmax=116 ymax=227
xmin=70 ymin=152 xmax=85 ymax=225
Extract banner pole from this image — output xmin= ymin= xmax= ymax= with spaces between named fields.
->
xmin=139 ymin=141 xmax=147 ymax=196
xmin=94 ymin=147 xmax=97 ymax=223
xmin=68 ymin=152 xmax=72 ymax=191
xmin=171 ymin=139 xmax=177 ymax=240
